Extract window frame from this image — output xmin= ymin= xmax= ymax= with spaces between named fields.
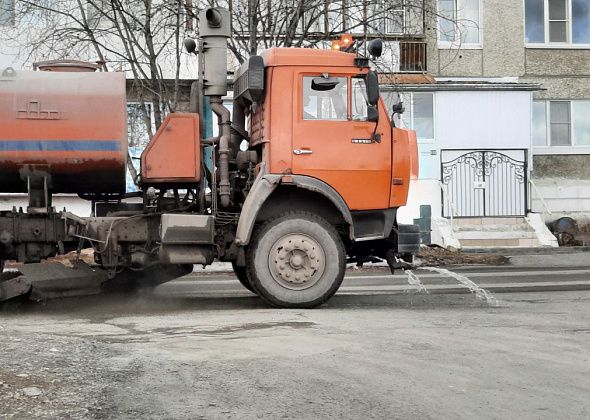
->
xmin=532 ymin=99 xmax=590 ymax=154
xmin=549 ymin=100 xmax=572 ymax=146
xmin=437 ymin=0 xmax=484 ymax=50
xmin=525 ymin=0 xmax=590 ymax=48
xmin=401 ymin=92 xmax=436 ymax=144
xmin=351 ymin=76 xmax=369 ymax=122
xmin=300 ymin=74 xmax=349 ymax=122
xmin=344 ymin=0 xmax=413 ymax=36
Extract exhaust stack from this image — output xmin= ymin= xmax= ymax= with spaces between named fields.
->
xmin=198 ymin=7 xmax=230 ymax=96
xmin=199 ymin=8 xmax=232 ymax=207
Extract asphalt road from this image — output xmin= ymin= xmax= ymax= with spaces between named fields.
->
xmin=162 ymin=265 xmax=590 ymax=298
xmin=1 ymin=267 xmax=589 ymax=419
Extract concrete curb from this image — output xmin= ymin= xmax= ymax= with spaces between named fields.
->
xmin=462 ymin=246 xmax=590 ymax=255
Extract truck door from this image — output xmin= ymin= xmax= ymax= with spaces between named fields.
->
xmin=291 ymin=74 xmax=391 ymax=210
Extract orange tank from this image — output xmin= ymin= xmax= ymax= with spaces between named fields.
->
xmin=0 ymin=65 xmax=127 ymax=194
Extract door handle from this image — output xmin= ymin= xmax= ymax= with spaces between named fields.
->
xmin=293 ymin=148 xmax=313 ymax=155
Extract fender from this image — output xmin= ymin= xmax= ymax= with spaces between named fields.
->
xmin=234 ymin=174 xmax=355 ymax=246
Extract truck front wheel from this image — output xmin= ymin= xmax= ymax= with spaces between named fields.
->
xmin=231 ymin=262 xmax=255 ymax=293
xmin=247 ymin=212 xmax=346 ymax=308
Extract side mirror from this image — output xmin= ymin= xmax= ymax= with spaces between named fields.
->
xmin=367 ymin=105 xmax=379 ymax=123
xmin=366 ymin=70 xmax=379 ymax=106
xmin=368 ymin=39 xmax=383 ymax=58
xmin=311 ymin=76 xmax=340 ymax=91
xmin=184 ymin=38 xmax=197 ymax=54
xmin=392 ymin=102 xmax=405 ymax=114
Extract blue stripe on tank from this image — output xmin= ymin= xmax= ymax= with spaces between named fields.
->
xmin=0 ymin=140 xmax=121 ymax=152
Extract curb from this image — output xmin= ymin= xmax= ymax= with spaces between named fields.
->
xmin=461 ymin=246 xmax=590 ymax=255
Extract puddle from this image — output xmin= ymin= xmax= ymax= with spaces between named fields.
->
xmin=149 ymin=321 xmax=317 ymax=337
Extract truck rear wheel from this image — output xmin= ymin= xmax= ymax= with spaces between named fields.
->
xmin=247 ymin=212 xmax=345 ymax=308
xmin=231 ymin=262 xmax=255 ymax=293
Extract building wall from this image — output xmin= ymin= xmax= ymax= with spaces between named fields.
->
xmin=425 ymin=0 xmax=525 ymax=78
xmin=425 ymin=0 xmax=590 ymax=220
xmin=435 ymin=90 xmax=531 ymax=150
xmin=521 ymin=45 xmax=590 ymax=220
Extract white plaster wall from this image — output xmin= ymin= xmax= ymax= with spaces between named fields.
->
xmin=397 ymin=179 xmax=442 ymax=224
xmin=531 ymin=179 xmax=590 ymax=222
xmin=435 ymin=90 xmax=532 ymax=150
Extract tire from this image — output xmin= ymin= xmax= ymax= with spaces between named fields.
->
xmin=247 ymin=211 xmax=346 ymax=308
xmin=232 ymin=262 xmax=256 ymax=293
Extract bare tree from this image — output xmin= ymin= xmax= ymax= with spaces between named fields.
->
xmin=218 ymin=0 xmax=430 ymax=67
xmin=0 ymin=0 xmax=476 ymax=144
xmin=1 ymin=0 xmax=192 ymax=145
xmin=193 ymin=0 xmax=473 ymax=74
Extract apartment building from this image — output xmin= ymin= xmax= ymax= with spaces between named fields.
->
xmin=421 ymin=0 xmax=590 ymax=223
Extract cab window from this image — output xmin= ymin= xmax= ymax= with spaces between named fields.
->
xmin=302 ymin=76 xmax=347 ymax=121
xmin=351 ymin=77 xmax=369 ymax=121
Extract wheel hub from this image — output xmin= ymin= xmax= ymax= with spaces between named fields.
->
xmin=269 ymin=234 xmax=325 ymax=290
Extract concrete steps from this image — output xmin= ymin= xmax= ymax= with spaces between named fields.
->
xmin=451 ymin=216 xmax=558 ymax=248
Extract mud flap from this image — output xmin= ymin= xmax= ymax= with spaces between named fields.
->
xmin=0 ymin=262 xmax=108 ymax=302
xmin=386 ymin=224 xmax=421 ymax=274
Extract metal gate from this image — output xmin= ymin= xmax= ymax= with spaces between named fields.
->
xmin=441 ymin=149 xmax=528 ymax=217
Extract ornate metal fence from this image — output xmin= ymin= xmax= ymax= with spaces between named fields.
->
xmin=441 ymin=150 xmax=528 ymax=217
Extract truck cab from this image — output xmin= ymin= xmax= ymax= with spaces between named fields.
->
xmin=231 ymin=47 xmax=420 ymax=306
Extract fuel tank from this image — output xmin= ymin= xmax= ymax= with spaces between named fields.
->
xmin=0 ymin=63 xmax=127 ymax=194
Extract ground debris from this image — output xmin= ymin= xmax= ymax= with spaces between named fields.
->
xmin=417 ymin=246 xmax=509 ymax=267
xmin=5 ymin=248 xmax=95 ymax=269
xmin=0 ymin=331 xmax=117 ymax=419
xmin=22 ymin=387 xmax=43 ymax=397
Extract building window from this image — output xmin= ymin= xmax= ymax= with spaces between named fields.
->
xmin=345 ymin=0 xmax=416 ymax=36
xmin=408 ymin=93 xmax=434 ymax=140
xmin=438 ymin=0 xmax=481 ymax=46
xmin=384 ymin=92 xmax=435 ymax=141
xmin=550 ymin=101 xmax=571 ymax=145
xmin=525 ymin=0 xmax=590 ymax=45
xmin=532 ymin=101 xmax=547 ymax=146
xmin=365 ymin=1 xmax=405 ymax=35
xmin=302 ymin=1 xmax=344 ymax=34
xmin=573 ymin=101 xmax=590 ymax=145
xmin=533 ymin=100 xmax=590 ymax=146
xmin=0 ymin=0 xmax=15 ymax=27
xmin=127 ymin=102 xmax=154 ymax=148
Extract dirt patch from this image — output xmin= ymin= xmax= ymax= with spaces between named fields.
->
xmin=5 ymin=249 xmax=95 ymax=269
xmin=417 ymin=246 xmax=509 ymax=267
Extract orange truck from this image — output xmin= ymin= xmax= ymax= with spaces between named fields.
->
xmin=0 ymin=8 xmax=419 ymax=307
